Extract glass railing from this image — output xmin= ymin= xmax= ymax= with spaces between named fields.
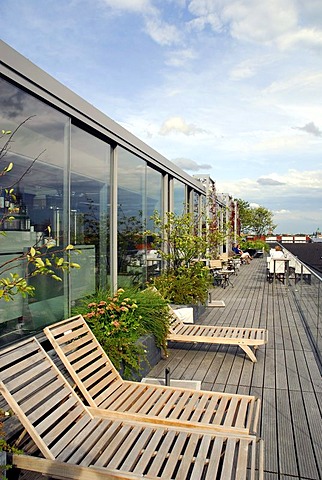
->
xmin=283 ymin=248 xmax=322 ymax=371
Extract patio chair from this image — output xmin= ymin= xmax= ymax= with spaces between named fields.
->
xmin=267 ymin=258 xmax=287 ymax=283
xmin=0 ymin=337 xmax=264 ymax=480
xmin=44 ymin=315 xmax=261 ymax=435
xmin=210 ymin=259 xmax=234 ymax=288
xmin=168 ymin=308 xmax=268 ymax=363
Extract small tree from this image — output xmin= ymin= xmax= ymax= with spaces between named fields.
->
xmin=236 ymin=199 xmax=276 ymax=236
xmin=145 ymin=211 xmax=214 ymax=304
xmin=148 ymin=211 xmax=209 ymax=271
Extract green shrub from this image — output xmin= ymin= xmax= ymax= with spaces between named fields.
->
xmin=240 ymin=239 xmax=269 ymax=252
xmin=152 ymin=262 xmax=213 ymax=305
xmin=72 ymin=287 xmax=170 ymax=379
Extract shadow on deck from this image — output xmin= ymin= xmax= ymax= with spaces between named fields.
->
xmin=147 ymin=256 xmax=322 ymax=480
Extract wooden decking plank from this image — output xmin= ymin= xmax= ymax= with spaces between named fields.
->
xmin=284 ymin=349 xmax=301 ymax=391
xmin=276 ymin=389 xmax=298 ymax=477
xmin=275 ymin=348 xmax=287 ymax=390
xmin=290 ymin=390 xmax=320 ymax=479
xmin=302 ymin=390 xmax=322 ymax=476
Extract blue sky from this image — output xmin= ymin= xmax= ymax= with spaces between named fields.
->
xmin=1 ymin=0 xmax=322 ymax=234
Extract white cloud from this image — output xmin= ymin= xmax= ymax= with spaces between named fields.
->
xmin=274 ymin=209 xmax=291 ymax=215
xmin=101 ymin=0 xmax=154 ymax=13
xmin=278 ymin=27 xmax=322 ymax=50
xmin=144 ymin=16 xmax=183 ymax=46
xmin=165 ymin=48 xmax=197 ymax=67
xmin=218 ymin=169 xmax=322 ymax=200
xmin=264 ymin=72 xmax=322 ymax=95
xmin=159 ymin=116 xmax=208 ymax=136
xmin=257 ymin=178 xmax=285 ymax=186
xmin=223 ymin=0 xmax=298 ymax=45
xmin=187 ymin=0 xmax=322 ymax=51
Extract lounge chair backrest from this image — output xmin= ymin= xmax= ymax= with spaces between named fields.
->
xmin=44 ymin=315 xmax=123 ymax=408
xmin=168 ymin=307 xmax=184 ymax=334
xmin=209 ymin=259 xmax=222 ymax=269
xmin=0 ymin=337 xmax=91 ymax=460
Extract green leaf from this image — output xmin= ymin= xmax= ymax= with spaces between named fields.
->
xmin=4 ymin=162 xmax=14 ymax=173
xmin=51 ymin=275 xmax=62 ymax=282
xmin=35 ymin=258 xmax=45 ymax=268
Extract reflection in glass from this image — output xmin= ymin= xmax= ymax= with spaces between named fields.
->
xmin=0 ymin=78 xmax=69 ymax=341
xmin=173 ymin=179 xmax=186 ymax=215
xmin=117 ymin=148 xmax=146 ymax=286
xmin=71 ymin=126 xmax=110 ymax=301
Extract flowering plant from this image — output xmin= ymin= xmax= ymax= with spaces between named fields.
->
xmin=84 ymin=289 xmax=141 ymax=337
xmin=83 ymin=289 xmax=146 ymax=378
xmin=74 ymin=286 xmax=170 ymax=379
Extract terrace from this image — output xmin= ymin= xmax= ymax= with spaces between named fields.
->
xmin=1 ymin=254 xmax=321 ymax=479
xmin=146 ymin=255 xmax=322 ymax=480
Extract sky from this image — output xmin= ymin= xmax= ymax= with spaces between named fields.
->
xmin=1 ymin=0 xmax=322 ymax=234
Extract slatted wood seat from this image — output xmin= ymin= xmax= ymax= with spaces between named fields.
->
xmin=0 ymin=338 xmax=264 ymax=479
xmin=44 ymin=315 xmax=261 ymax=435
xmin=168 ymin=307 xmax=268 ymax=363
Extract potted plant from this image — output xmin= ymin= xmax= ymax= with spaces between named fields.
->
xmin=72 ymin=287 xmax=171 ymax=379
xmin=145 ymin=211 xmax=215 ymax=319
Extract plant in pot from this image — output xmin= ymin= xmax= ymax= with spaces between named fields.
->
xmin=145 ymin=211 xmax=215 ymax=312
xmin=72 ymin=287 xmax=171 ymax=379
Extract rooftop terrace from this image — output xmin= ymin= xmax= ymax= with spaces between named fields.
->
xmin=147 ymin=255 xmax=322 ymax=480
xmin=2 ymin=255 xmax=321 ymax=479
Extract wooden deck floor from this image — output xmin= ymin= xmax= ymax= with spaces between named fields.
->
xmin=147 ymin=256 xmax=322 ymax=480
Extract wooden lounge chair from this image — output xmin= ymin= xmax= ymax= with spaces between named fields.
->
xmin=168 ymin=308 xmax=268 ymax=363
xmin=44 ymin=315 xmax=261 ymax=435
xmin=0 ymin=337 xmax=264 ymax=479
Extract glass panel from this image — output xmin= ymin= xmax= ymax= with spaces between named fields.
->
xmin=146 ymin=166 xmax=163 ymax=278
xmin=173 ymin=178 xmax=186 ymax=215
xmin=285 ymin=247 xmax=322 ymax=367
xmin=70 ymin=126 xmax=110 ymax=301
xmin=117 ymin=148 xmax=146 ymax=287
xmin=0 ymin=78 xmax=69 ymax=343
xmin=193 ymin=191 xmax=200 ymax=235
xmin=146 ymin=166 xmax=162 ymax=229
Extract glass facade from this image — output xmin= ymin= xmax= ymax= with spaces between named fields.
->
xmin=70 ymin=126 xmax=110 ymax=299
xmin=0 ymin=43 xmax=206 ymax=346
xmin=173 ymin=178 xmax=186 ymax=215
xmin=117 ymin=149 xmax=163 ymax=286
xmin=0 ymin=78 xmax=69 ymax=342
